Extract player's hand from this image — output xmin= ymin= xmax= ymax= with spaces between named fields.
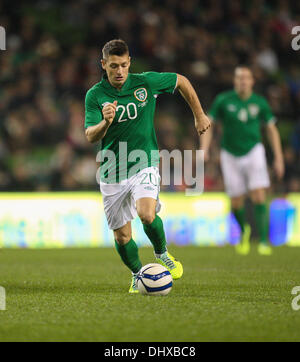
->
xmin=273 ymin=157 xmax=285 ymax=180
xmin=103 ymin=101 xmax=118 ymax=124
xmin=195 ymin=114 xmax=211 ymax=136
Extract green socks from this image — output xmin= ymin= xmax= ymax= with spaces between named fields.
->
xmin=254 ymin=203 xmax=269 ymax=245
xmin=233 ymin=203 xmax=269 ymax=244
xmin=143 ymin=214 xmax=167 ymax=254
xmin=233 ymin=207 xmax=245 ymax=234
xmin=114 ymin=214 xmax=167 ymax=274
xmin=114 ymin=239 xmax=142 ymax=274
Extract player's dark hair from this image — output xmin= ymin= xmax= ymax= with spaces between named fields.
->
xmin=102 ymin=39 xmax=129 ymax=60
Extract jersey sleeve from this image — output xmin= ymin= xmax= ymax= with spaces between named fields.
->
xmin=260 ymin=97 xmax=276 ymax=124
xmin=208 ymin=94 xmax=224 ymax=122
xmin=84 ymin=88 xmax=103 ymax=129
xmin=142 ymin=72 xmax=177 ymax=95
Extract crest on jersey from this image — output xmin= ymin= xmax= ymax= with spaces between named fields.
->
xmin=134 ymin=88 xmax=148 ymax=102
xmin=248 ymin=104 xmax=259 ymax=117
xmin=227 ymin=104 xmax=237 ymax=112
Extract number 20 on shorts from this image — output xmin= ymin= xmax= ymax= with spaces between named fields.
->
xmin=140 ymin=172 xmax=158 ymax=186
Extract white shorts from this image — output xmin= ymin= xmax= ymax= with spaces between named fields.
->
xmin=100 ymin=166 xmax=161 ymax=230
xmin=220 ymin=143 xmax=270 ymax=198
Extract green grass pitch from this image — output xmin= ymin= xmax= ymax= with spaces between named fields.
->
xmin=0 ymin=245 xmax=300 ymax=342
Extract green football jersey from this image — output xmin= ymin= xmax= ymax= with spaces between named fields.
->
xmin=208 ymin=90 xmax=276 ymax=156
xmin=85 ymin=72 xmax=177 ymax=183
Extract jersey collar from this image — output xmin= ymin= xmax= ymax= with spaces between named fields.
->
xmin=101 ymin=72 xmax=131 ymax=93
xmin=234 ymin=90 xmax=253 ymax=102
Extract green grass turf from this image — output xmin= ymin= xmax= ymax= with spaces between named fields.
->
xmin=0 ymin=245 xmax=300 ymax=342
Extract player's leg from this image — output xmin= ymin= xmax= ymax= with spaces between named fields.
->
xmin=131 ymin=167 xmax=167 ymax=256
xmin=135 ymin=196 xmax=183 ymax=280
xmin=100 ymin=181 xmax=142 ymax=293
xmin=136 ymin=197 xmax=166 ymax=254
xmin=231 ymin=195 xmax=246 ymax=234
xmin=249 ymin=188 xmax=272 ymax=255
xmin=220 ymin=150 xmax=251 ymax=254
xmin=114 ymin=222 xmax=142 ymax=293
xmin=231 ymin=195 xmax=251 ymax=255
xmin=131 ymin=166 xmax=183 ymax=279
xmin=114 ymin=221 xmax=142 ymax=274
xmin=246 ymin=144 xmax=272 ymax=255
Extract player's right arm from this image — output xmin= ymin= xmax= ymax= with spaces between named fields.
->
xmin=84 ymin=88 xmax=117 ymax=143
xmin=85 ymin=101 xmax=117 ymax=143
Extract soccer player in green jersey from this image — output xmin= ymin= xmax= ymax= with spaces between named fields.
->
xmin=84 ymin=39 xmax=210 ymax=292
xmin=202 ymin=66 xmax=284 ymax=256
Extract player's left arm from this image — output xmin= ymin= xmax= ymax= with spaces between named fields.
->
xmin=261 ymin=96 xmax=285 ymax=180
xmin=176 ymin=74 xmax=211 ymax=137
xmin=266 ymin=122 xmax=285 ymax=180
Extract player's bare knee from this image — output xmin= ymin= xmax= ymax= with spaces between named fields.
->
xmin=115 ymin=235 xmax=131 ymax=245
xmin=250 ymin=189 xmax=266 ymax=204
xmin=114 ymin=231 xmax=132 ymax=245
xmin=231 ymin=196 xmax=244 ymax=209
xmin=139 ymin=213 xmax=155 ymax=225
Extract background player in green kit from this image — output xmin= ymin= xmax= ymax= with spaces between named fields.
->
xmin=202 ymin=66 xmax=284 ymax=256
xmin=84 ymin=39 xmax=211 ymax=292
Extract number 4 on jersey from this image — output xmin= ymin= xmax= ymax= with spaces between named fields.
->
xmin=238 ymin=108 xmax=248 ymax=123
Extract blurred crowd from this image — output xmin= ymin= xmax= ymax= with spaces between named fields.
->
xmin=0 ymin=0 xmax=300 ymax=193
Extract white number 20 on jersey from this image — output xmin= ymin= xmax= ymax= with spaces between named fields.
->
xmin=117 ymin=103 xmax=138 ymax=123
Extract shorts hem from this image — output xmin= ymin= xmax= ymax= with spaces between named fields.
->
xmin=109 ymin=218 xmax=135 ymax=231
xmin=248 ymin=183 xmax=270 ymax=192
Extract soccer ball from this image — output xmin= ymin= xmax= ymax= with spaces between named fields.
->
xmin=137 ymin=263 xmax=173 ymax=296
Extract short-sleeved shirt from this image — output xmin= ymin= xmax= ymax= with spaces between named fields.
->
xmin=85 ymin=72 xmax=177 ymax=183
xmin=208 ymin=90 xmax=276 ymax=156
